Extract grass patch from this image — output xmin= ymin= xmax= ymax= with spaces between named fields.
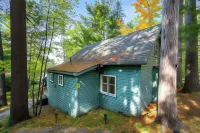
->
xmin=0 ymin=117 xmax=9 ymax=133
xmin=0 ymin=92 xmax=11 ymax=113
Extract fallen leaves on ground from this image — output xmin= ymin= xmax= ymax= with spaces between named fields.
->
xmin=4 ymin=92 xmax=200 ymax=133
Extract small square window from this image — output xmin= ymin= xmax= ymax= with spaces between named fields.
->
xmin=58 ymin=75 xmax=63 ymax=86
xmin=50 ymin=73 xmax=54 ymax=82
xmin=100 ymin=75 xmax=116 ymax=97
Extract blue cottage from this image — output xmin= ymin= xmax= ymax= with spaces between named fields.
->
xmin=47 ymin=25 xmax=160 ymax=117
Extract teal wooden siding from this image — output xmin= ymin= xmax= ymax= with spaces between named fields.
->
xmin=140 ymin=44 xmax=159 ymax=111
xmin=47 ymin=70 xmax=100 ymax=117
xmin=100 ymin=66 xmax=141 ymax=116
xmin=152 ymin=67 xmax=159 ymax=102
xmin=140 ymin=65 xmax=153 ymax=112
xmin=77 ymin=70 xmax=100 ymax=116
xmin=47 ymin=72 xmax=79 ymax=117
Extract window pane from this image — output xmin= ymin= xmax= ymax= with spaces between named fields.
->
xmin=109 ymin=77 xmax=115 ymax=85
xmin=109 ymin=85 xmax=115 ymax=94
xmin=102 ymin=76 xmax=107 ymax=83
xmin=61 ymin=76 xmax=63 ymax=84
xmin=102 ymin=84 xmax=107 ymax=92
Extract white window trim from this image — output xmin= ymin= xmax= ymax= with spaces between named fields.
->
xmin=58 ymin=75 xmax=63 ymax=86
xmin=100 ymin=74 xmax=116 ymax=97
xmin=50 ymin=73 xmax=54 ymax=82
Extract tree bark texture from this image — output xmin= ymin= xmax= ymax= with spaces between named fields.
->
xmin=177 ymin=0 xmax=183 ymax=88
xmin=182 ymin=0 xmax=199 ymax=93
xmin=157 ymin=0 xmax=181 ymax=132
xmin=0 ymin=30 xmax=7 ymax=107
xmin=10 ymin=0 xmax=30 ymax=125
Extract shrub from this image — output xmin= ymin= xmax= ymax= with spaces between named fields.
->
xmin=5 ymin=75 xmax=11 ymax=92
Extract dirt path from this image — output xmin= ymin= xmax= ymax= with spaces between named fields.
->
xmin=0 ymin=100 xmax=33 ymax=121
xmin=0 ymin=108 xmax=10 ymax=120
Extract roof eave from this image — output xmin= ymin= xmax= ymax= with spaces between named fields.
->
xmin=47 ymin=65 xmax=97 ymax=76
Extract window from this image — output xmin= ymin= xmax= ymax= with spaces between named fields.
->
xmin=100 ymin=75 xmax=116 ymax=97
xmin=50 ymin=73 xmax=54 ymax=82
xmin=58 ymin=75 xmax=63 ymax=86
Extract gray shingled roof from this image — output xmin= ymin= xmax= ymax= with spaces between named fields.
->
xmin=71 ymin=24 xmax=161 ymax=65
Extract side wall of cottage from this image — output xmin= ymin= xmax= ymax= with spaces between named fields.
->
xmin=140 ymin=43 xmax=160 ymax=112
xmin=100 ymin=65 xmax=141 ymax=116
xmin=77 ymin=70 xmax=100 ymax=116
xmin=47 ymin=72 xmax=79 ymax=117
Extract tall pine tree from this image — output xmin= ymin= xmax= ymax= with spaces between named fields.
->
xmin=64 ymin=0 xmax=124 ymax=57
xmin=10 ymin=0 xmax=30 ymax=125
xmin=177 ymin=0 xmax=183 ymax=88
xmin=182 ymin=0 xmax=199 ymax=93
xmin=157 ymin=0 xmax=182 ymax=132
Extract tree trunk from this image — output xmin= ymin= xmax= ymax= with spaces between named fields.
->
xmin=28 ymin=36 xmax=33 ymax=82
xmin=38 ymin=18 xmax=55 ymax=115
xmin=177 ymin=0 xmax=183 ymax=88
xmin=182 ymin=0 xmax=199 ymax=93
xmin=157 ymin=0 xmax=181 ymax=132
xmin=10 ymin=0 xmax=30 ymax=125
xmin=31 ymin=41 xmax=43 ymax=116
xmin=0 ymin=30 xmax=7 ymax=107
xmin=35 ymin=1 xmax=50 ymax=115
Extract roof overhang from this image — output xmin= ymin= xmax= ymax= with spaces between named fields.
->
xmin=47 ymin=62 xmax=98 ymax=76
xmin=47 ymin=65 xmax=98 ymax=76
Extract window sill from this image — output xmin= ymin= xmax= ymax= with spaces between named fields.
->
xmin=100 ymin=91 xmax=116 ymax=97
